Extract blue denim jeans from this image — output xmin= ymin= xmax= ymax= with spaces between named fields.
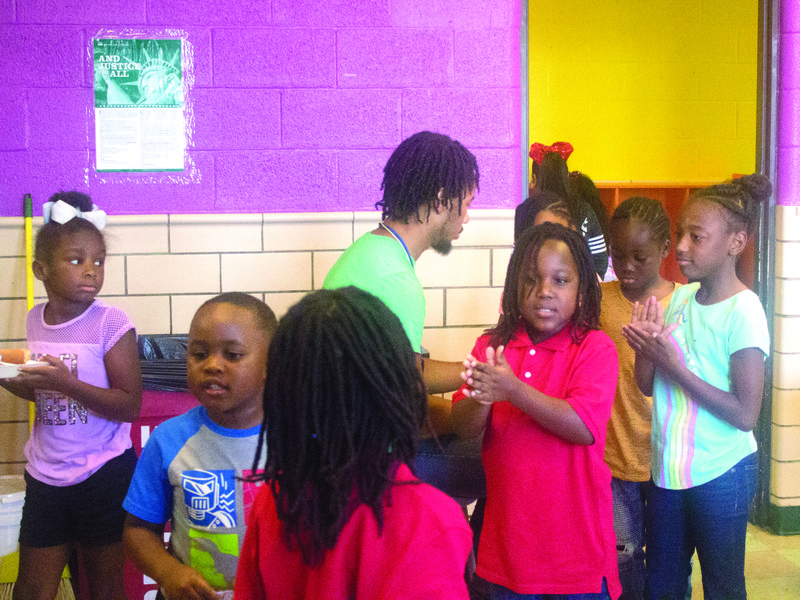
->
xmin=490 ymin=578 xmax=610 ymax=600
xmin=611 ymin=478 xmax=648 ymax=600
xmin=413 ymin=434 xmax=486 ymax=501
xmin=644 ymin=452 xmax=758 ymax=600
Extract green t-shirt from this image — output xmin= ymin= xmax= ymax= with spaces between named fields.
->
xmin=323 ymin=232 xmax=426 ymax=353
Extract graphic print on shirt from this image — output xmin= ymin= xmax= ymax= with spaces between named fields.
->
xmin=658 ymin=297 xmax=700 ymax=488
xmin=182 ymin=469 xmax=238 ymax=527
xmin=182 ymin=468 xmax=262 ymax=589
xmin=189 ymin=528 xmax=239 ymax=589
xmin=32 ymin=352 xmax=89 ymax=425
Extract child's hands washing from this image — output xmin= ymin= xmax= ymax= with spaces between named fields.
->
xmin=622 ymin=296 xmax=679 ymax=370
xmin=461 ymin=346 xmax=521 ymax=405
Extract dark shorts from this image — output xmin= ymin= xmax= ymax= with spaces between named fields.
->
xmin=19 ymin=446 xmax=137 ymax=549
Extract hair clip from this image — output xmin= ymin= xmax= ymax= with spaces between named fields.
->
xmin=529 ymin=142 xmax=574 ymax=165
xmin=43 ymin=200 xmax=107 ymax=230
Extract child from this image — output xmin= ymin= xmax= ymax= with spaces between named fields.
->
xmin=235 ymin=287 xmax=473 ymax=599
xmin=568 ymin=171 xmax=612 ymax=280
xmin=528 ymin=141 xmax=574 ymax=195
xmin=622 ymin=175 xmax=772 ymax=599
xmin=524 ymin=142 xmax=610 ymax=279
xmin=452 ymin=222 xmax=621 ymax=599
xmin=123 ymin=292 xmax=277 ymax=598
xmin=0 ymin=191 xmax=142 ymax=599
xmin=600 ymin=197 xmax=680 ymax=600
xmin=513 ymin=190 xmax=574 ymax=241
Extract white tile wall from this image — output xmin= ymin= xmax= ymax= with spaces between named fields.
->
xmin=773 ymin=353 xmax=800 ymax=390
xmin=771 ymin=206 xmax=800 ymax=505
xmin=263 ymin=292 xmax=308 ymax=320
xmin=127 ymin=254 xmax=221 ymax=295
xmin=776 ymin=240 xmax=800 ymax=279
xmin=773 ymin=316 xmax=800 ymax=354
xmin=775 ymin=278 xmax=800 ymax=316
xmin=105 ymin=295 xmax=172 ymax=335
xmin=772 ymin=387 xmax=800 ymax=427
xmin=776 ymin=205 xmax=800 ymax=242
xmin=0 ymin=381 xmax=29 ymax=421
xmin=417 ymin=248 xmax=492 ymax=288
xmin=263 ymin=212 xmax=354 ymax=252
xmin=0 ymin=257 xmax=30 ymax=299
xmin=221 ymin=252 xmax=313 ymax=292
xmin=771 ymin=460 xmax=800 ymax=503
xmin=171 ymin=295 xmax=217 ymax=334
xmin=423 ymin=289 xmax=445 ymax=328
xmin=0 ymin=298 xmax=29 ymax=341
xmin=0 ymin=217 xmax=29 ymax=257
xmin=422 ymin=326 xmax=488 ymax=363
xmin=171 ymin=214 xmax=263 ymax=254
xmin=1 ymin=206 xmax=798 ymax=499
xmin=446 ymin=287 xmax=504 ymax=327
xmin=493 ymin=248 xmax=513 ymax=287
xmin=106 ymin=215 xmax=169 ymax=255
xmin=771 ymin=424 xmax=800 ymax=461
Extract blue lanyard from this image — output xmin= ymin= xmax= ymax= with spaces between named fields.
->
xmin=380 ymin=222 xmax=413 ymax=266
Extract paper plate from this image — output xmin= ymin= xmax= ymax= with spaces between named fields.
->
xmin=0 ymin=362 xmax=49 ymax=379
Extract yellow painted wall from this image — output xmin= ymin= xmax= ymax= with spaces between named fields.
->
xmin=528 ymin=0 xmax=758 ymax=182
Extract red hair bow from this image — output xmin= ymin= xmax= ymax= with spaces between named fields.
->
xmin=529 ymin=142 xmax=574 ymax=165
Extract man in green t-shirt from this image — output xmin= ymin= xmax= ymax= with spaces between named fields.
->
xmin=323 ymin=130 xmax=478 ymax=435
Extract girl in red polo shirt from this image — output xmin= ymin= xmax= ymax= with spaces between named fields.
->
xmin=453 ymin=222 xmax=621 ymax=599
xmin=235 ymin=287 xmax=472 ymax=599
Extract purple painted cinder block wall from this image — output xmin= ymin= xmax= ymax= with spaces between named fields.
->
xmin=780 ymin=0 xmax=800 ymax=206
xmin=0 ymin=0 xmax=521 ymax=216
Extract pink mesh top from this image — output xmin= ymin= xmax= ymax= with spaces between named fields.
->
xmin=25 ymin=301 xmax=135 ymax=486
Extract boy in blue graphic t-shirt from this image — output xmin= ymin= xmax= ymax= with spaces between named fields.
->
xmin=123 ymin=293 xmax=277 ymax=598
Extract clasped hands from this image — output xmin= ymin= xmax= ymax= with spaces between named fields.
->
xmin=621 ymin=295 xmax=680 ymax=368
xmin=460 ymin=346 xmax=518 ymax=405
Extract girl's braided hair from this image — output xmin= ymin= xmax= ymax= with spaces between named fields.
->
xmin=490 ymin=222 xmax=601 ymax=348
xmin=690 ymin=174 xmax=772 ymax=234
xmin=249 ymin=287 xmax=427 ymax=566
xmin=514 ymin=191 xmax=573 ymax=242
xmin=611 ymin=196 xmax=671 ymax=246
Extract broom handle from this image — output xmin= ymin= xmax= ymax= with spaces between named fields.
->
xmin=24 ymin=194 xmax=34 ymax=428
xmin=24 ymin=194 xmax=34 ymax=309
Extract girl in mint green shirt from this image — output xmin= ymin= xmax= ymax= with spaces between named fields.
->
xmin=623 ymin=174 xmax=772 ymax=600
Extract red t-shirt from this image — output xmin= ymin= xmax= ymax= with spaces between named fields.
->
xmin=234 ymin=464 xmax=472 ymax=599
xmin=453 ymin=324 xmax=621 ymax=598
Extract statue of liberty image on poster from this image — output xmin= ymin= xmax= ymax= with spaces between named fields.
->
xmin=94 ymin=39 xmax=183 ymax=107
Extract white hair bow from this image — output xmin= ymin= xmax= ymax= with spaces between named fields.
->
xmin=43 ymin=200 xmax=107 ymax=231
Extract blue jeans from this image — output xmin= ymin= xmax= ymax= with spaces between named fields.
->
xmin=490 ymin=578 xmax=610 ymax=600
xmin=413 ymin=434 xmax=486 ymax=501
xmin=611 ymin=478 xmax=648 ymax=600
xmin=644 ymin=452 xmax=758 ymax=600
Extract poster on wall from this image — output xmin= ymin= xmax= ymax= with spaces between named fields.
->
xmin=93 ymin=38 xmax=185 ymax=172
